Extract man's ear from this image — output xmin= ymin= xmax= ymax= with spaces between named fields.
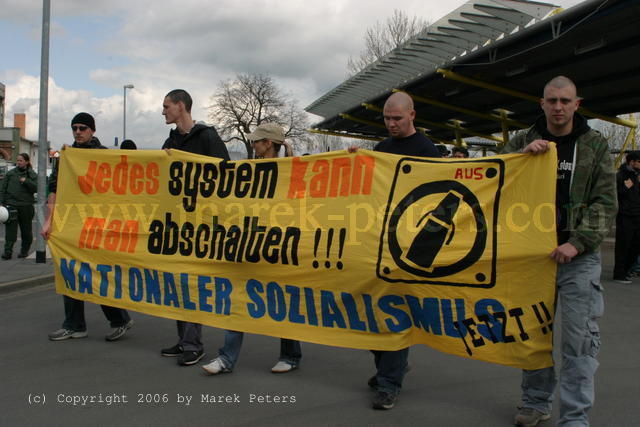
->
xmin=539 ymin=97 xmax=544 ymax=110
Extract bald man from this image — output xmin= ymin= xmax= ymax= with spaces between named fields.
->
xmin=503 ymin=76 xmax=616 ymax=426
xmin=367 ymin=92 xmax=440 ymax=410
xmin=372 ymin=92 xmax=441 ymax=156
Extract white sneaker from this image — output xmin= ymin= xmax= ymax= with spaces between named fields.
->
xmin=271 ymin=361 xmax=297 ymax=373
xmin=48 ymin=328 xmax=88 ymax=341
xmin=202 ymin=357 xmax=231 ymax=375
xmin=105 ymin=319 xmax=134 ymax=342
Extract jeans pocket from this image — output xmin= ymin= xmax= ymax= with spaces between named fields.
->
xmin=589 ymin=281 xmax=604 ymax=319
xmin=586 ymin=281 xmax=603 ymax=357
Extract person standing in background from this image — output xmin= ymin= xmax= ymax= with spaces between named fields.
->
xmin=0 ymin=153 xmax=37 ymax=259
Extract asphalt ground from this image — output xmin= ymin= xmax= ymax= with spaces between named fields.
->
xmin=0 ymin=218 xmax=54 ymax=290
xmin=0 ymin=243 xmax=638 ymax=426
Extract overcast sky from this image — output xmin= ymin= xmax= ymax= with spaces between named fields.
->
xmin=0 ymin=0 xmax=584 ymax=150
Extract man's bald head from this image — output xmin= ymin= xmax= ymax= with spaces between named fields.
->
xmin=384 ymin=92 xmax=414 ymax=112
xmin=541 ymin=75 xmax=581 ymax=136
xmin=383 ymin=92 xmax=416 ymax=138
xmin=543 ymin=76 xmax=578 ymax=98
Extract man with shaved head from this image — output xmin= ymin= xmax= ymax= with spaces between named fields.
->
xmin=373 ymin=92 xmax=441 ymax=156
xmin=366 ymin=91 xmax=440 ymax=410
xmin=503 ymin=76 xmax=616 ymax=426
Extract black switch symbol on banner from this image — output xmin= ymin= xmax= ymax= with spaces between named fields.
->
xmin=401 ymin=190 xmax=462 ymax=272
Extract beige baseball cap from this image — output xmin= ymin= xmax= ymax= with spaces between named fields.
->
xmin=246 ymin=123 xmax=285 ymax=142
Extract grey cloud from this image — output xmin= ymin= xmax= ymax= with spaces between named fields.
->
xmin=11 ymin=0 xmax=591 ymax=150
xmin=11 ymin=97 xmax=38 ymax=113
xmin=104 ymin=1 xmax=366 ymax=92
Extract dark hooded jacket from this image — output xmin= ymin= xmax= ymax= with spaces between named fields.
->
xmin=162 ymin=123 xmax=229 ymax=160
xmin=616 ymin=162 xmax=640 ymax=217
xmin=48 ymin=137 xmax=107 ymax=194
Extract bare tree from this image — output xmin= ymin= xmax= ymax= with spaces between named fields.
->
xmin=308 ymin=133 xmax=377 ymax=153
xmin=597 ymin=114 xmax=639 ymax=152
xmin=209 ymin=73 xmax=310 ymax=158
xmin=347 ymin=9 xmax=428 ymax=75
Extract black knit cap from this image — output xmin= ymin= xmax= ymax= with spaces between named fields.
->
xmin=626 ymin=150 xmax=640 ymax=162
xmin=71 ymin=112 xmax=95 ymax=131
xmin=120 ymin=139 xmax=137 ymax=150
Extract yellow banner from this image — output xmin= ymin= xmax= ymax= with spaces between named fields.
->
xmin=50 ymin=147 xmax=557 ymax=369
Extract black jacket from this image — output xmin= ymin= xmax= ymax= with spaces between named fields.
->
xmin=616 ymin=163 xmax=640 ymax=217
xmin=48 ymin=137 xmax=107 ymax=194
xmin=0 ymin=166 xmax=37 ymax=206
xmin=162 ymin=123 xmax=229 ymax=160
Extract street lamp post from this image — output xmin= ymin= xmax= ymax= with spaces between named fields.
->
xmin=123 ymin=84 xmax=134 ymax=141
xmin=35 ymin=0 xmax=51 ymax=264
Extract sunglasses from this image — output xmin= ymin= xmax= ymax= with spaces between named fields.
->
xmin=71 ymin=125 xmax=89 ymax=132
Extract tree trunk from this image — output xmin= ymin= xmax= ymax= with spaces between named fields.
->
xmin=244 ymin=140 xmax=253 ymax=159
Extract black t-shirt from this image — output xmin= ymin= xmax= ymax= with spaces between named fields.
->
xmin=374 ymin=132 xmax=441 ymax=157
xmin=534 ymin=114 xmax=590 ymax=244
xmin=554 ymin=135 xmax=576 ymax=243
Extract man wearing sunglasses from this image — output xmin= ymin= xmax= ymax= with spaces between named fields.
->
xmin=42 ymin=112 xmax=134 ymax=343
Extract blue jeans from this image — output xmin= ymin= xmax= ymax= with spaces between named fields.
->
xmin=217 ymin=330 xmax=301 ymax=370
xmin=521 ymin=252 xmax=603 ymax=426
xmin=371 ymin=348 xmax=410 ymax=395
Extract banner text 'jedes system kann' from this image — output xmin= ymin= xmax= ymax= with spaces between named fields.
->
xmin=50 ymin=147 xmax=558 ymax=369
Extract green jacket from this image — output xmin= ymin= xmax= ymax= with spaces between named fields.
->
xmin=502 ymin=120 xmax=617 ymax=254
xmin=0 ymin=166 xmax=37 ymax=206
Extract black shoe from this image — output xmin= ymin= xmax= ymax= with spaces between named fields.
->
xmin=161 ymin=344 xmax=183 ymax=357
xmin=178 ymin=350 xmax=205 ymax=366
xmin=17 ymin=252 xmax=28 ymax=258
xmin=1 ymin=253 xmax=11 ymax=260
xmin=372 ymin=391 xmax=397 ymax=410
xmin=368 ymin=375 xmax=377 ymax=389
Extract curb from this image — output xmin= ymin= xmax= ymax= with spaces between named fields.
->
xmin=0 ymin=274 xmax=55 ymax=295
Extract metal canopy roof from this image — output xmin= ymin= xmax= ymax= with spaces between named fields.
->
xmin=306 ymin=0 xmax=640 ymax=143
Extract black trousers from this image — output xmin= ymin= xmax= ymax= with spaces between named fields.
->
xmin=613 ymin=214 xmax=640 ymax=279
xmin=62 ymin=295 xmax=131 ymax=331
xmin=371 ymin=348 xmax=410 ymax=395
xmin=3 ymin=204 xmax=34 ymax=255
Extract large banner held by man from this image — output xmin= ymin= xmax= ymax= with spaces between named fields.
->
xmin=49 ymin=147 xmax=558 ymax=370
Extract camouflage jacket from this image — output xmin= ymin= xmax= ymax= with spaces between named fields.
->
xmin=503 ymin=121 xmax=617 ymax=254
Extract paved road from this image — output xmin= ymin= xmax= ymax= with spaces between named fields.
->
xmin=0 ymin=216 xmax=47 ymax=260
xmin=0 ymin=248 xmax=639 ymax=426
xmin=0 ymin=217 xmax=53 ymax=286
